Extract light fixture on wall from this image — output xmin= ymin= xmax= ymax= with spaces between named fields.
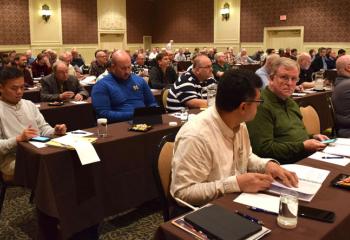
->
xmin=220 ymin=2 xmax=230 ymax=21
xmin=41 ymin=4 xmax=52 ymax=22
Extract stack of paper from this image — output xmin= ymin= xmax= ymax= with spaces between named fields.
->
xmin=324 ymin=138 xmax=350 ymax=157
xmin=268 ymin=164 xmax=330 ymax=202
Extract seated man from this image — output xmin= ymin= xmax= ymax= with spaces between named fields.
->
xmin=166 ymin=55 xmax=216 ymax=112
xmin=132 ymin=53 xmax=149 ymax=78
xmin=71 ymin=48 xmax=85 ymax=68
xmin=235 ymin=49 xmax=255 ymax=64
xmin=59 ymin=52 xmax=76 ymax=77
xmin=149 ymin=53 xmax=177 ymax=89
xmin=31 ymin=53 xmax=52 ymax=78
xmin=297 ymin=53 xmax=314 ymax=89
xmin=92 ymin=50 xmax=157 ymax=123
xmin=255 ymin=53 xmax=280 ymax=88
xmin=212 ymin=52 xmax=231 ymax=80
xmin=332 ymin=55 xmax=350 ymax=137
xmin=170 ymin=69 xmax=298 ymax=206
xmin=14 ymin=53 xmax=34 ymax=87
xmin=89 ymin=50 xmax=108 ymax=77
xmin=40 ymin=61 xmax=89 ymax=102
xmin=0 ymin=67 xmax=66 ymax=179
xmin=247 ymin=58 xmax=327 ymax=164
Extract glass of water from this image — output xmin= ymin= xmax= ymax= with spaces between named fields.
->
xmin=180 ymin=107 xmax=189 ymax=122
xmin=277 ymin=191 xmax=298 ymax=229
xmin=97 ymin=118 xmax=108 ymax=137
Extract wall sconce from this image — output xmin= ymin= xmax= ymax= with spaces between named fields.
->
xmin=220 ymin=2 xmax=230 ymax=21
xmin=41 ymin=4 xmax=51 ymax=22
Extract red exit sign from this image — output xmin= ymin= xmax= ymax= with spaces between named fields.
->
xmin=280 ymin=15 xmax=287 ymax=21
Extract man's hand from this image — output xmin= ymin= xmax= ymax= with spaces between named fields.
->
xmin=295 ymin=85 xmax=304 ymax=92
xmin=265 ymin=161 xmax=298 ymax=188
xmin=59 ymin=91 xmax=75 ymax=100
xmin=16 ymin=126 xmax=38 ymax=142
xmin=54 ymin=124 xmax=67 ymax=135
xmin=74 ymin=93 xmax=83 ymax=101
xmin=237 ymin=173 xmax=273 ymax=192
xmin=313 ymin=134 xmax=329 ymax=141
xmin=303 ymin=139 xmax=326 ymax=151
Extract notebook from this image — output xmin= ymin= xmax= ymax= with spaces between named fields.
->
xmin=184 ymin=205 xmax=262 ymax=240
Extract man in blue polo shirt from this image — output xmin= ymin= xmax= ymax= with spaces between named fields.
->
xmin=92 ymin=50 xmax=157 ymax=123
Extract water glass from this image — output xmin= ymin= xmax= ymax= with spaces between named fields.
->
xmin=277 ymin=192 xmax=298 ymax=229
xmin=97 ymin=118 xmax=108 ymax=137
xmin=180 ymin=107 xmax=189 ymax=122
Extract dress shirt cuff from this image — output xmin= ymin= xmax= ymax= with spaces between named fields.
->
xmin=223 ymin=175 xmax=241 ymax=193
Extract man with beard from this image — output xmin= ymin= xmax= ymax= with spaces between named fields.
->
xmin=14 ymin=54 xmax=34 ymax=87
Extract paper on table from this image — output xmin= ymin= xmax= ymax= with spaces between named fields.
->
xmin=70 ymin=101 xmax=88 ymax=104
xmin=70 ymin=140 xmax=100 ymax=165
xmin=29 ymin=141 xmax=47 ymax=148
xmin=80 ymin=75 xmax=96 ymax=85
xmin=281 ymin=164 xmax=329 ymax=184
xmin=234 ymin=193 xmax=279 ymax=214
xmin=67 ymin=130 xmax=94 ymax=137
xmin=309 ymin=151 xmax=350 ymax=166
xmin=333 ymin=138 xmax=350 ymax=146
xmin=324 ymin=145 xmax=350 ymax=157
xmin=292 ymin=93 xmax=306 ymax=97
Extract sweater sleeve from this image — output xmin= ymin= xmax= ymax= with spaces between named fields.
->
xmin=40 ymin=78 xmax=60 ymax=102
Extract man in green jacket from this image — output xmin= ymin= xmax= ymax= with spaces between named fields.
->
xmin=247 ymin=57 xmax=328 ymax=164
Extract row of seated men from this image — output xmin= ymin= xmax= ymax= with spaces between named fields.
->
xmin=1 ymin=49 xmax=350 ymax=239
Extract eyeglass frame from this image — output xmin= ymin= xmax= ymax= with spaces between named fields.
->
xmin=272 ymin=73 xmax=300 ymax=83
xmin=245 ymin=99 xmax=264 ymax=105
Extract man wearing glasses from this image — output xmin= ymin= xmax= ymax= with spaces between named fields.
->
xmin=170 ymin=69 xmax=298 ymax=207
xmin=247 ymin=57 xmax=328 ymax=164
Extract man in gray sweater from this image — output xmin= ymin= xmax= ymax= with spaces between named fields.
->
xmin=0 ymin=67 xmax=66 ymax=180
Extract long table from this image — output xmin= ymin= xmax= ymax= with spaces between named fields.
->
xmin=38 ymin=100 xmax=96 ymax=131
xmin=293 ymin=90 xmax=333 ymax=132
xmin=14 ymin=114 xmax=182 ymax=239
xmin=155 ymin=158 xmax=350 ymax=240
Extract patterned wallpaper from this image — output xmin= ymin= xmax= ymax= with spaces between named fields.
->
xmin=241 ymin=0 xmax=350 ymax=42
xmin=127 ymin=0 xmax=214 ymax=43
xmin=126 ymin=0 xmax=154 ymax=44
xmin=0 ymin=0 xmax=30 ymax=45
xmin=61 ymin=0 xmax=98 ymax=44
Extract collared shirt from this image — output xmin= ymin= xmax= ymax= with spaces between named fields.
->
xmin=91 ymin=73 xmax=158 ymax=123
xmin=170 ymin=106 xmax=271 ymax=206
xmin=246 ymin=87 xmax=310 ymax=164
xmin=255 ymin=66 xmax=269 ymax=88
xmin=166 ymin=69 xmax=216 ymax=112
xmin=0 ymin=99 xmax=54 ymax=175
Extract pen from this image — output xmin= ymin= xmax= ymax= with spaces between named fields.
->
xmin=248 ymin=206 xmax=277 ymax=215
xmin=235 ymin=210 xmax=264 ymax=225
xmin=322 ymin=156 xmax=344 ymax=159
xmin=70 ymin=131 xmax=86 ymax=134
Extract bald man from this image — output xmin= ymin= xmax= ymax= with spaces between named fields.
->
xmin=332 ymin=55 xmax=350 ymax=137
xmin=255 ymin=54 xmax=280 ymax=88
xmin=297 ymin=53 xmax=314 ymax=89
xmin=40 ymin=61 xmax=88 ymax=102
xmin=91 ymin=50 xmax=157 ymax=123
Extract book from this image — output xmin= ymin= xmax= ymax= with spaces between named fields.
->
xmin=268 ymin=164 xmax=330 ymax=202
xmin=183 ymin=205 xmax=262 ymax=240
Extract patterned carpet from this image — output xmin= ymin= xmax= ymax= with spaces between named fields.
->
xmin=0 ymin=187 xmax=164 ymax=240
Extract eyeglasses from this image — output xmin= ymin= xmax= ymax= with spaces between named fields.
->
xmin=275 ymin=74 xmax=299 ymax=83
xmin=245 ymin=99 xmax=264 ymax=105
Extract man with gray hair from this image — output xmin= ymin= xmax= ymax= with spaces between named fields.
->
xmin=212 ymin=52 xmax=231 ymax=80
xmin=59 ymin=52 xmax=76 ymax=76
xmin=332 ymin=55 xmax=350 ymax=137
xmin=247 ymin=57 xmax=328 ymax=164
xmin=255 ymin=53 xmax=280 ymax=88
xmin=297 ymin=52 xmax=314 ymax=89
xmin=40 ymin=61 xmax=88 ymax=102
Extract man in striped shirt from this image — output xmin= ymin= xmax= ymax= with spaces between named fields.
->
xmin=166 ymin=55 xmax=216 ymax=112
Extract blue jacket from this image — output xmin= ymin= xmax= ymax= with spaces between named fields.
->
xmin=92 ymin=73 xmax=158 ymax=123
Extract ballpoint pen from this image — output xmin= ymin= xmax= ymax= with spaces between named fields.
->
xmin=322 ymin=156 xmax=344 ymax=159
xmin=235 ymin=210 xmax=264 ymax=225
xmin=248 ymin=206 xmax=277 ymax=215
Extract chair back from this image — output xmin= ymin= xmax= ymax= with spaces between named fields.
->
xmin=327 ymin=96 xmax=338 ymax=137
xmin=300 ymin=105 xmax=320 ymax=135
xmin=153 ymin=133 xmax=176 ymax=221
xmin=161 ymin=88 xmax=169 ymax=110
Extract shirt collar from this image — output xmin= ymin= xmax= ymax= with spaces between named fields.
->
xmin=264 ymin=86 xmax=291 ymax=104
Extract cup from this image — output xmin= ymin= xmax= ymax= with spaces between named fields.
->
xmin=97 ymin=118 xmax=108 ymax=137
xmin=180 ymin=107 xmax=189 ymax=122
xmin=277 ymin=192 xmax=298 ymax=229
xmin=314 ymin=78 xmax=324 ymax=91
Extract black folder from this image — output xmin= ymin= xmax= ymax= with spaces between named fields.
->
xmin=184 ymin=205 xmax=262 ymax=240
xmin=132 ymin=106 xmax=164 ymax=125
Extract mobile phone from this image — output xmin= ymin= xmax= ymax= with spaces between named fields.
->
xmin=321 ymin=139 xmax=336 ymax=144
xmin=298 ymin=205 xmax=335 ymax=223
xmin=31 ymin=136 xmax=51 ymax=143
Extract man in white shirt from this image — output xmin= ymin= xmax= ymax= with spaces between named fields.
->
xmin=170 ymin=69 xmax=298 ymax=206
xmin=166 ymin=40 xmax=174 ymax=51
xmin=0 ymin=67 xmax=66 ymax=180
